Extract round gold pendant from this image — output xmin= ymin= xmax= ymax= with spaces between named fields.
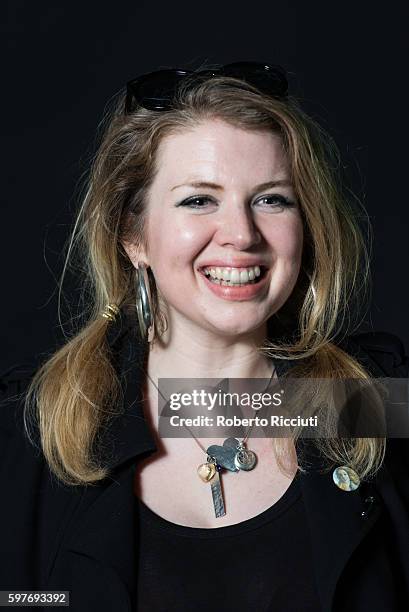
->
xmin=197 ymin=462 xmax=216 ymax=482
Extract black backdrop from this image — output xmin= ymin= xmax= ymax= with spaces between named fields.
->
xmin=2 ymin=1 xmax=408 ymax=372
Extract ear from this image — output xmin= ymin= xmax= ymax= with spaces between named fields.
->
xmin=120 ymin=239 xmax=149 ymax=268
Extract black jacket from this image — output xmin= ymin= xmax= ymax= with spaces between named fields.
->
xmin=0 ymin=313 xmax=408 ymax=612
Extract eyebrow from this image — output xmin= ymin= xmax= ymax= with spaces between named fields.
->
xmin=170 ymin=179 xmax=293 ymax=192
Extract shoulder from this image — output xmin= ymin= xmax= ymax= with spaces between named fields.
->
xmin=338 ymin=331 xmax=408 ymax=378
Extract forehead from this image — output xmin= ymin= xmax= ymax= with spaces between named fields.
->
xmin=153 ymin=119 xmax=289 ymax=187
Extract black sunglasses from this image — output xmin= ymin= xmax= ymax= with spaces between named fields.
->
xmin=125 ymin=61 xmax=289 ymax=113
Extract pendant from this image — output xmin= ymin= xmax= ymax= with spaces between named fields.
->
xmin=198 ymin=438 xmax=257 ymax=518
xmin=197 ymin=462 xmax=216 ymax=482
xmin=197 ymin=458 xmax=226 ymax=518
xmin=207 ymin=437 xmax=257 ymax=473
xmin=210 ymin=469 xmax=226 ymax=518
xmin=206 ymin=441 xmax=239 ymax=472
xmin=234 ymin=441 xmax=257 ymax=471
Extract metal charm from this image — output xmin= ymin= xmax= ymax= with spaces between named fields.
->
xmin=198 ymin=457 xmax=226 ymax=518
xmin=207 ymin=438 xmax=257 ymax=473
xmin=206 ymin=440 xmax=239 ymax=472
xmin=197 ymin=462 xmax=216 ymax=482
xmin=220 ymin=437 xmax=258 ymax=472
xmin=234 ymin=447 xmax=257 ymax=471
xmin=201 ymin=438 xmax=257 ymax=517
xmin=210 ymin=469 xmax=226 ymax=518
xmin=223 ymin=437 xmax=241 ymax=449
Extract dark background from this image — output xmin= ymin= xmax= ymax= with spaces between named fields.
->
xmin=2 ymin=1 xmax=408 ymax=372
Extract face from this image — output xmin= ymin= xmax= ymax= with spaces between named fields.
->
xmin=124 ymin=119 xmax=304 ymax=338
xmin=338 ymin=469 xmax=349 ymax=482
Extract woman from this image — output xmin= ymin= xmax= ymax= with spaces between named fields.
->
xmin=0 ymin=62 xmax=408 ymax=611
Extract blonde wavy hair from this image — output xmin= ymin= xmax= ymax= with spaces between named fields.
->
xmin=22 ymin=73 xmax=385 ymax=486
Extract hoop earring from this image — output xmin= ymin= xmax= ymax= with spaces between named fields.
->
xmin=135 ymin=262 xmax=155 ymax=343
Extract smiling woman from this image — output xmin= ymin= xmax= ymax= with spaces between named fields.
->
xmin=1 ymin=62 xmax=408 ymax=611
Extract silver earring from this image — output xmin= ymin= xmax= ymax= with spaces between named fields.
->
xmin=135 ymin=262 xmax=155 ymax=343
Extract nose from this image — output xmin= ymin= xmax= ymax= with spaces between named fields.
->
xmin=214 ymin=204 xmax=262 ymax=250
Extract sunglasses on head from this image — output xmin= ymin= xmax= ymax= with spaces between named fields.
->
xmin=124 ymin=61 xmax=289 ymax=113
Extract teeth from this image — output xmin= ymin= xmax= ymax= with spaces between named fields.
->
xmin=202 ymin=265 xmax=264 ymax=285
xmin=230 ymin=269 xmax=240 ymax=283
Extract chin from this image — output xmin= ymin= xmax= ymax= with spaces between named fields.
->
xmin=202 ymin=317 xmax=266 ymax=338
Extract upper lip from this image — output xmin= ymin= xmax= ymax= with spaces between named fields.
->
xmin=197 ymin=259 xmax=268 ymax=270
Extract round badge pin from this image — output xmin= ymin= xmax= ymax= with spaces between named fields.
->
xmin=332 ymin=465 xmax=360 ymax=491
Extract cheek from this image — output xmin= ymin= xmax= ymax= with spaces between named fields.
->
xmin=147 ymin=213 xmax=211 ymax=272
xmin=266 ymin=215 xmax=304 ymax=263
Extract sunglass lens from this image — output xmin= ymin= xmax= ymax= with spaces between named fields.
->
xmin=223 ymin=62 xmax=288 ymax=98
xmin=126 ymin=69 xmax=190 ymax=112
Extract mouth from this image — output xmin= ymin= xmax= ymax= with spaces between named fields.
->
xmin=198 ymin=265 xmax=269 ymax=287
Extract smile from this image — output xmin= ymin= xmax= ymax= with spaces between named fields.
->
xmin=198 ymin=265 xmax=270 ymax=301
xmin=201 ymin=265 xmax=266 ymax=286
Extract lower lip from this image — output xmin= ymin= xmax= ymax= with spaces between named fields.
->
xmin=198 ymin=269 xmax=270 ymax=301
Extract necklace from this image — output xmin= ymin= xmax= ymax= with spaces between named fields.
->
xmin=142 ymin=364 xmax=276 ymax=518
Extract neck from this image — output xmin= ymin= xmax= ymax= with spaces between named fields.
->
xmin=146 ymin=316 xmax=274 ymax=382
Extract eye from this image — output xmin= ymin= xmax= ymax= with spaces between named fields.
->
xmin=176 ymin=195 xmax=216 ymax=209
xmin=175 ymin=193 xmax=296 ymax=210
xmin=254 ymin=194 xmax=295 ymax=208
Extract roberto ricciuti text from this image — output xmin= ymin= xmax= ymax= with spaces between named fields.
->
xmin=168 ymin=415 xmax=318 ymax=428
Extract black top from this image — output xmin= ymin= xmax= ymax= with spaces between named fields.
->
xmin=136 ymin=471 xmax=321 ymax=611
